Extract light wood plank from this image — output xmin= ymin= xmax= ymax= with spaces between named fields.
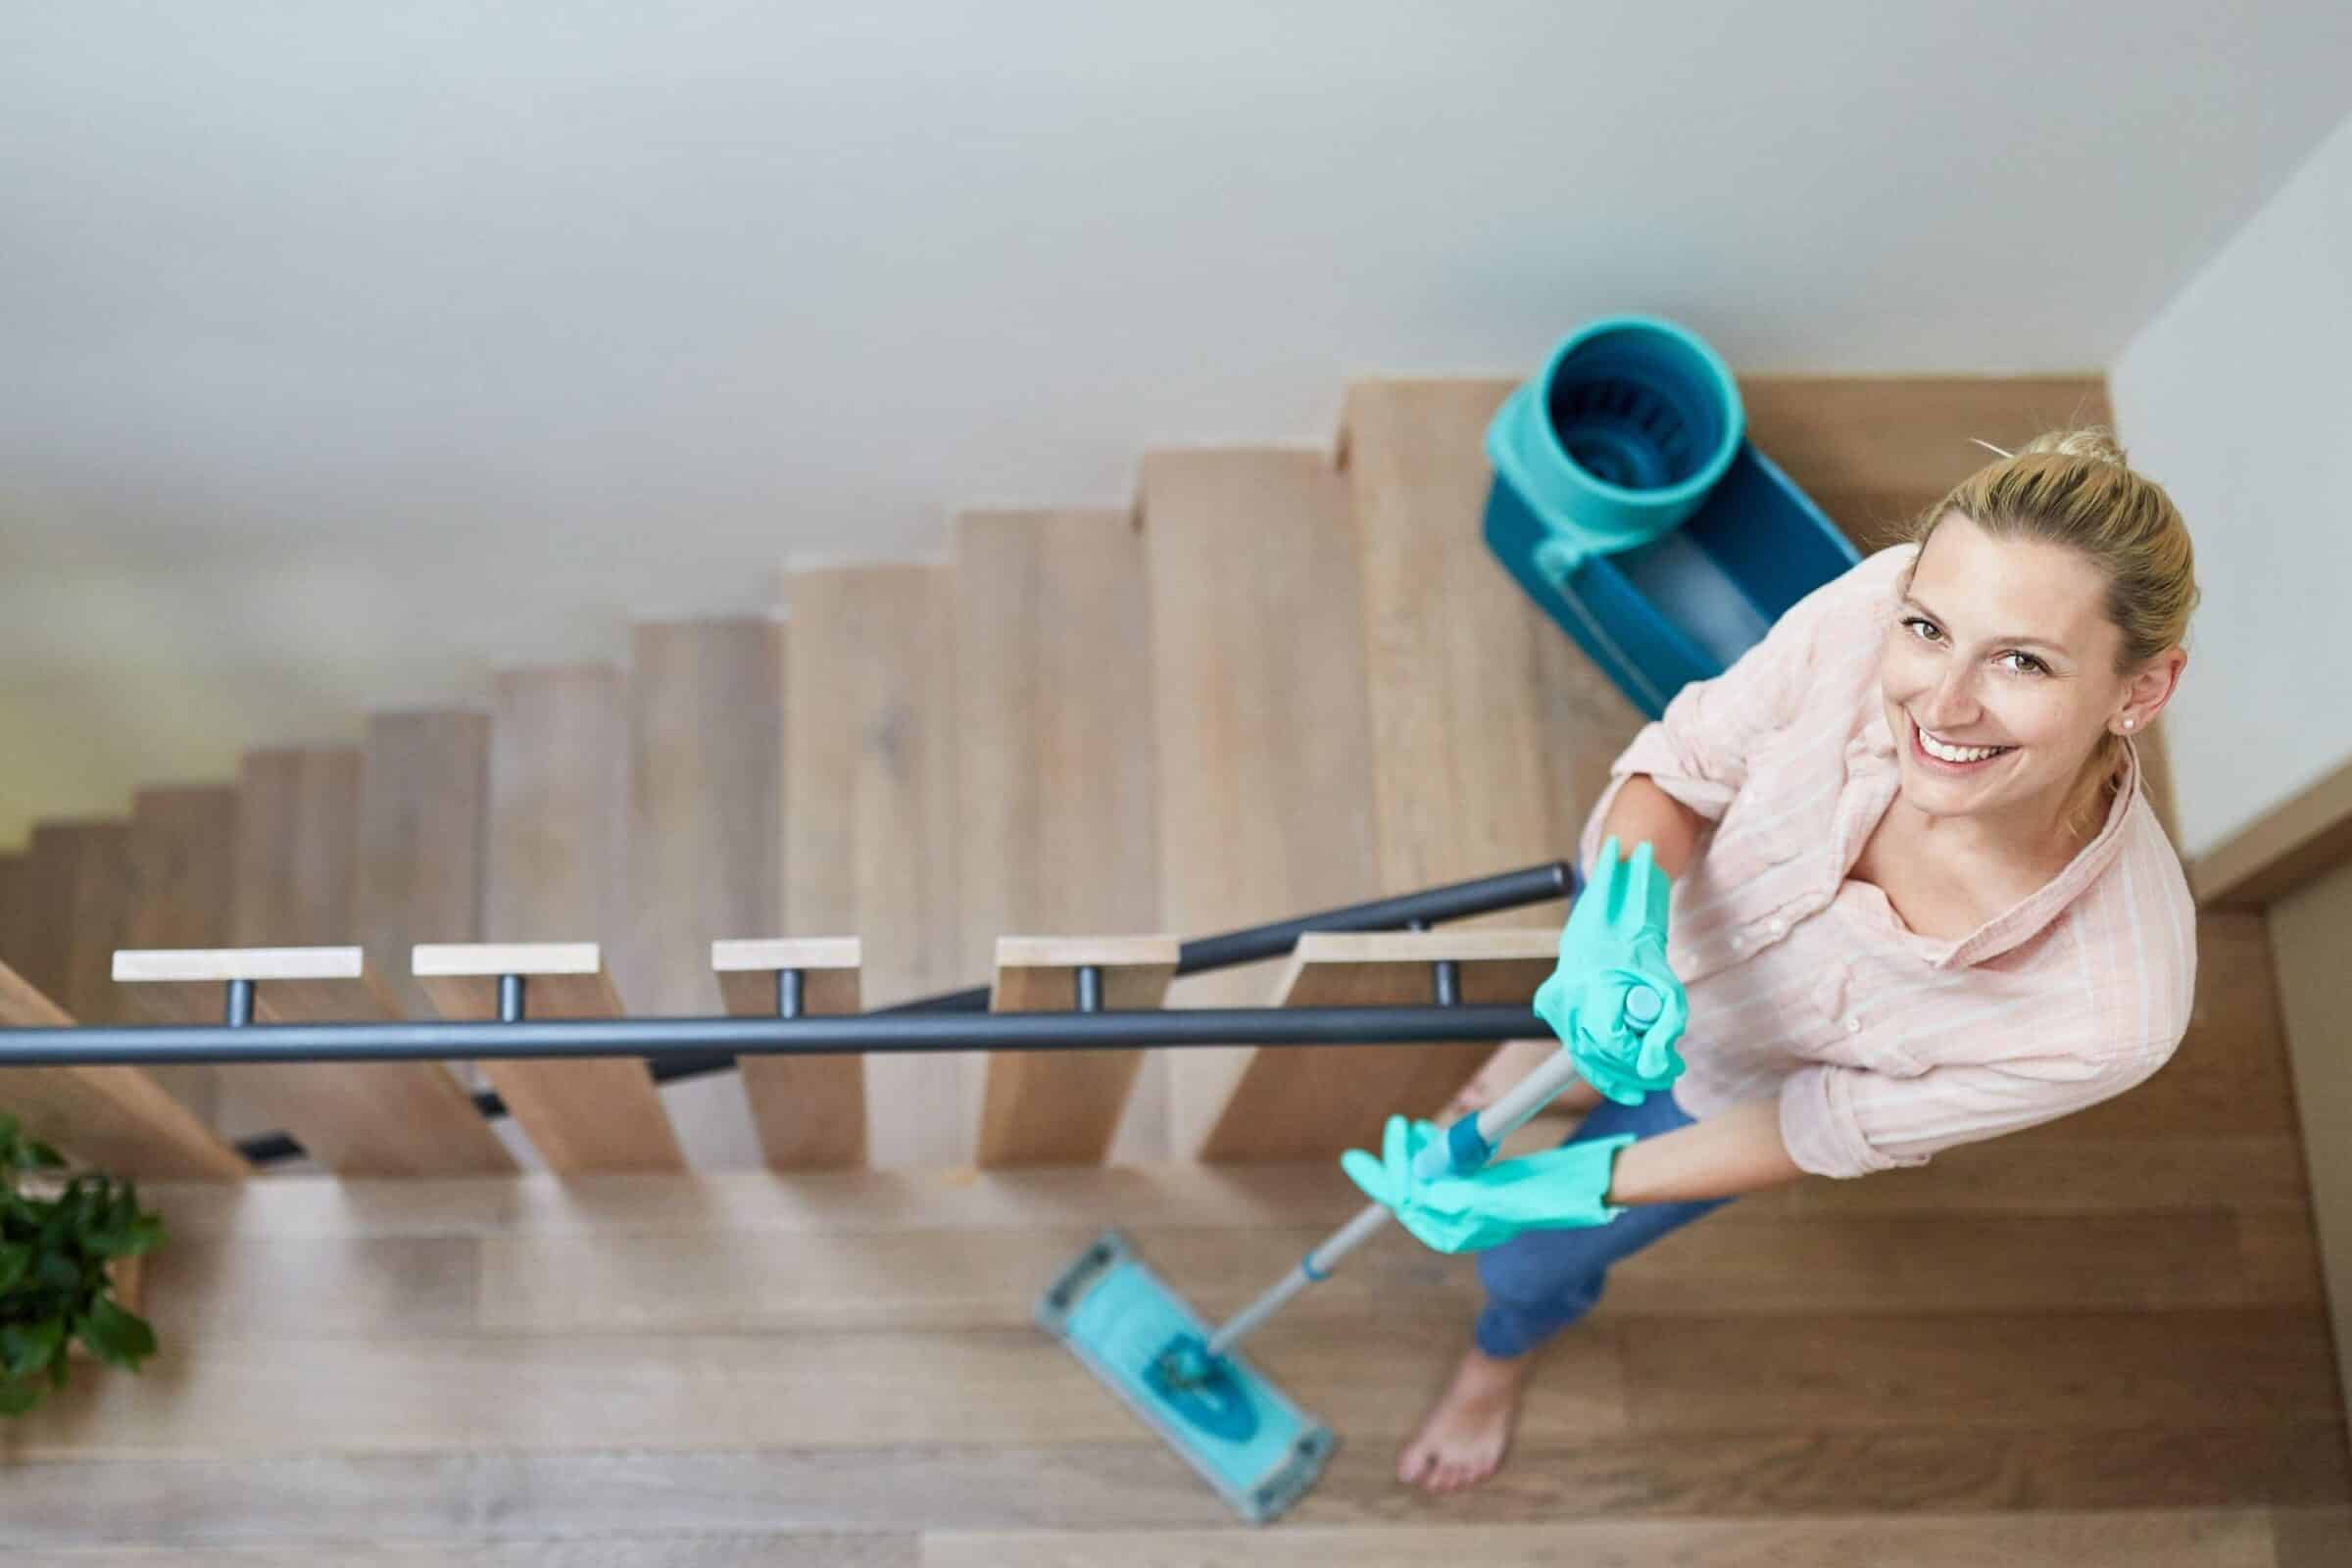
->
xmin=0 ymin=958 xmax=250 ymax=1179
xmin=4 ymin=1427 xmax=2342 ymax=1549
xmin=358 ymin=710 xmax=490 ymax=1023
xmin=414 ymin=942 xmax=602 ymax=979
xmin=0 ymin=854 xmax=26 ymax=1000
xmin=717 ymin=937 xmax=867 ymax=1168
xmin=56 ymin=815 xmax=223 ymax=1132
xmin=978 ymin=936 xmax=1179 ymax=1167
xmin=0 ymin=1315 xmax=1624 ymax=1461
xmin=232 ymin=751 xmax=364 ymax=944
xmin=122 ymin=786 xmax=240 ymax=1129
xmin=1343 ymin=379 xmax=1652 ymax=1116
xmin=615 ymin=620 xmax=781 ymax=1168
xmin=111 ymin=947 xmax=383 ymax=1032
xmin=780 ymin=564 xmax=965 ymax=1167
xmin=923 ymin=1511 xmax=2280 ymax=1568
xmin=443 ymin=1208 xmax=2283 ymax=1339
xmin=1739 ymin=375 xmax=2116 ymax=551
xmin=122 ymin=1125 xmax=2317 ymax=1244
xmin=116 ymin=947 xmax=510 ymax=1177
xmin=416 ymin=943 xmax=682 ymax=1175
xmin=13 ymin=823 xmax=84 ymax=1004
xmin=956 ymin=510 xmax=1168 ymax=1164
xmin=485 ymin=667 xmax=629 ymax=945
xmin=50 ymin=821 xmax=135 ymax=1026
xmin=1139 ymin=451 xmax=1382 ymax=1158
xmin=2272 ymin=1505 xmax=2352 ymax=1568
xmin=712 ymin=937 xmax=862 ymax=1016
xmin=1344 ymin=379 xmax=1639 ymax=923
xmin=2268 ymin=858 xmax=2352 ymax=1440
xmin=1619 ymin=1309 xmax=2341 ymax=1431
xmin=483 ymin=666 xmax=680 ymax=1173
xmin=123 ymin=788 xmax=237 ymax=949
xmin=28 ymin=1539 xmax=911 ymax=1567
xmin=226 ymin=750 xmax=509 ymax=1176
xmin=1740 ymin=1129 xmax=2316 ymax=1216
xmin=133 ymin=1162 xmax=1376 ymax=1242
xmin=1200 ymin=930 xmax=1554 ymax=1160
xmin=42 ymin=816 xmax=232 ymax=1168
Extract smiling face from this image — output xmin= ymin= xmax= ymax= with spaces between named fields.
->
xmin=1878 ymin=511 xmax=2140 ymax=838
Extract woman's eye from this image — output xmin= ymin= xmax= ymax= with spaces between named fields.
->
xmin=1902 ymin=616 xmax=1941 ymax=643
xmin=2000 ymin=652 xmax=2048 ymax=675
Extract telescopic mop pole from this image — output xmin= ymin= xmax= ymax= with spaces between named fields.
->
xmin=1200 ymin=985 xmax=1660 ymax=1362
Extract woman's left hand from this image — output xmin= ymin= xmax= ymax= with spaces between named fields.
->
xmin=1535 ymin=837 xmax=1690 ymax=1104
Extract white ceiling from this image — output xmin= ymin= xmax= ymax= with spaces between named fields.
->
xmin=4 ymin=3 xmax=2350 ymax=844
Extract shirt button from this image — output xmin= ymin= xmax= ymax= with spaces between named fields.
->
xmin=1768 ymin=918 xmax=1787 ymax=938
xmin=1730 ymin=935 xmax=1746 ymax=951
xmin=1844 ymin=1018 xmax=1861 ymax=1034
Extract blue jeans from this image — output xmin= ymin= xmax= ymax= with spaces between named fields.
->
xmin=1474 ymin=1088 xmax=1732 ymax=1357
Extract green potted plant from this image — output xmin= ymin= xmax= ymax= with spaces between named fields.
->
xmin=1 ymin=1112 xmax=163 ymax=1416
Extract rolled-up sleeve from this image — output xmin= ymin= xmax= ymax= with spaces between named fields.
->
xmin=1578 ymin=550 xmax=1905 ymax=867
xmin=1777 ymin=1045 xmax=2173 ymax=1180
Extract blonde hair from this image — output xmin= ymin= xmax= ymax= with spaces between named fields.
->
xmin=1899 ymin=426 xmax=2199 ymax=839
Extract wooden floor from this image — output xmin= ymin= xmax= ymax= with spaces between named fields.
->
xmin=5 ymin=912 xmax=2347 ymax=1565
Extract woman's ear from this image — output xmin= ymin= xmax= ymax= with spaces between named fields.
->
xmin=2116 ymin=647 xmax=2187 ymax=733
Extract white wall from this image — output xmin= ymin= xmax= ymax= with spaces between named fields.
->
xmin=2110 ymin=109 xmax=2352 ymax=861
xmin=4 ymin=5 xmax=2350 ymax=843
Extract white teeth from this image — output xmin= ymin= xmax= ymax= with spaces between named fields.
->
xmin=1918 ymin=725 xmax=2008 ymax=764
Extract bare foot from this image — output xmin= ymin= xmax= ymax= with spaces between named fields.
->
xmin=1438 ymin=1038 xmax=1558 ymax=1121
xmin=1396 ymin=1344 xmax=1534 ymax=1494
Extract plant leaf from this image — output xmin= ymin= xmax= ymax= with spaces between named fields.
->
xmin=1 ymin=1317 xmax=65 ymax=1380
xmin=0 ymin=1240 xmax=29 ymax=1295
xmin=0 ymin=1375 xmax=43 ymax=1416
xmin=76 ymin=1297 xmax=158 ymax=1371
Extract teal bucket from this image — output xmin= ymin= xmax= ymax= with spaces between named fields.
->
xmin=1485 ymin=315 xmax=1744 ymax=570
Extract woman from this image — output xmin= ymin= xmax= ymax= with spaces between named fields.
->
xmin=1373 ymin=428 xmax=2199 ymax=1495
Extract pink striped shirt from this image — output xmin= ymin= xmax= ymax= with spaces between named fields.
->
xmin=1578 ymin=544 xmax=2197 ymax=1179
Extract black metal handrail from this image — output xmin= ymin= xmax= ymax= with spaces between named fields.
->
xmin=0 ymin=859 xmax=1579 ymax=1165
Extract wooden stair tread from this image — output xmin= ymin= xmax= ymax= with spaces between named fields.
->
xmin=1138 ymin=449 xmax=1382 ymax=1163
xmin=613 ymin=620 xmax=779 ymax=1170
xmin=416 ymin=942 xmax=677 ymax=1174
xmin=114 ymin=946 xmax=391 ymax=1022
xmin=1199 ymin=930 xmax=1555 ymax=1161
xmin=780 ymin=564 xmax=961 ymax=1168
xmin=977 ymin=936 xmax=1181 ymax=1168
xmin=220 ymin=750 xmax=512 ymax=1177
xmin=720 ymin=936 xmax=865 ymax=1169
xmin=0 ymin=958 xmax=251 ymax=1180
xmin=712 ymin=937 xmax=863 ymax=1019
xmin=481 ymin=666 xmax=681 ymax=1175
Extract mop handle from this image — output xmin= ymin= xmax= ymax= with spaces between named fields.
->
xmin=1200 ymin=986 xmax=1660 ymax=1361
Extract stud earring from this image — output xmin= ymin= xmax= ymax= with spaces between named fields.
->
xmin=2122 ymin=717 xmax=2135 ymax=731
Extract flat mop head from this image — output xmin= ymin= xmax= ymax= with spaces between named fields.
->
xmin=1036 ymin=1228 xmax=1335 ymax=1525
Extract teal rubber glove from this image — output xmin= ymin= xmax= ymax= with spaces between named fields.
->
xmin=1340 ymin=1112 xmax=1633 ymax=1254
xmin=1533 ymin=835 xmax=1690 ymax=1105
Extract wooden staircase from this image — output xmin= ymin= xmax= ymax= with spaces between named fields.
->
xmin=5 ymin=374 xmax=2341 ymax=1563
xmin=0 ymin=374 xmax=2142 ymax=1182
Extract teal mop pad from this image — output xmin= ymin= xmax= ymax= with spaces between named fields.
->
xmin=1035 ymin=1230 xmax=1335 ymax=1524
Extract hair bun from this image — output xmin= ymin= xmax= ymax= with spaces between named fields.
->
xmin=2019 ymin=426 xmax=2129 ymax=467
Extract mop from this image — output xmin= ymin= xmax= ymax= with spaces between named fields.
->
xmin=1036 ymin=985 xmax=1663 ymax=1524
